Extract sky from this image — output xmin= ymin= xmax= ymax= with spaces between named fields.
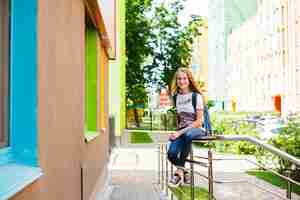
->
xmin=178 ymin=0 xmax=209 ymax=25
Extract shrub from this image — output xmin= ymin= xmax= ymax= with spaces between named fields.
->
xmin=210 ymin=113 xmax=259 ymax=154
xmin=268 ymin=121 xmax=300 ymax=181
xmin=207 ymin=100 xmax=215 ymax=110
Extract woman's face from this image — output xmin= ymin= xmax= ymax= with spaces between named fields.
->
xmin=176 ymin=71 xmax=190 ymax=91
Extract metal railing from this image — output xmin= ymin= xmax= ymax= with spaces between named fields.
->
xmin=158 ymin=135 xmax=300 ymax=200
xmin=127 ymin=111 xmax=177 ymax=131
xmin=109 ymin=116 xmax=116 ymax=154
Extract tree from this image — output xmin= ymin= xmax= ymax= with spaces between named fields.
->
xmin=126 ymin=0 xmax=206 ymax=127
xmin=126 ymin=0 xmax=153 ymax=127
xmin=144 ymin=0 xmax=205 ymax=88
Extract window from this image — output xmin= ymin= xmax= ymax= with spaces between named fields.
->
xmin=85 ymin=27 xmax=98 ymax=141
xmin=1 ymin=0 xmax=41 ymax=198
xmin=85 ymin=10 xmax=100 ymax=141
xmin=84 ymin=9 xmax=108 ymax=141
xmin=0 ymin=0 xmax=9 ymax=148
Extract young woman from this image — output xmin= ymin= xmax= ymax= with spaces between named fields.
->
xmin=167 ymin=67 xmax=206 ymax=187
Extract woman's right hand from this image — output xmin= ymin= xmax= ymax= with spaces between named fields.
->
xmin=169 ymin=133 xmax=175 ymax=140
xmin=169 ymin=131 xmax=181 ymax=140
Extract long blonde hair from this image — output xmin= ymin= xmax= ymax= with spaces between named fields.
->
xmin=169 ymin=67 xmax=203 ymax=98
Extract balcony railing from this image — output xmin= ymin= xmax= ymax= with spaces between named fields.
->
xmin=158 ymin=135 xmax=300 ymax=200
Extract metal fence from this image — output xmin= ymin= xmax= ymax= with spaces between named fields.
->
xmin=127 ymin=111 xmax=177 ymax=131
xmin=158 ymin=135 xmax=300 ymax=200
xmin=109 ymin=116 xmax=116 ymax=154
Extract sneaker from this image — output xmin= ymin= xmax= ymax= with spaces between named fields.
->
xmin=183 ymin=172 xmax=191 ymax=185
xmin=169 ymin=174 xmax=182 ymax=187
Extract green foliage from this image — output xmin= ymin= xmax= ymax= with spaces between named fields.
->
xmin=167 ymin=106 xmax=176 ymax=114
xmin=126 ymin=0 xmax=206 ymax=99
xmin=270 ymin=121 xmax=300 ymax=160
xmin=126 ymin=0 xmax=154 ymax=127
xmin=247 ymin=170 xmax=300 ymax=195
xmin=160 ymin=112 xmax=177 ymax=130
xmin=169 ymin=185 xmax=213 ymax=200
xmin=254 ymin=120 xmax=300 ymax=182
xmin=207 ymin=100 xmax=215 ymax=110
xmin=130 ymin=131 xmax=153 ymax=144
xmin=232 ymin=122 xmax=259 ymax=154
xmin=209 ymin=114 xmax=259 ymax=154
xmin=126 ymin=83 xmax=147 ymax=106
xmin=268 ymin=121 xmax=300 ymax=181
xmin=126 ymin=0 xmax=153 ymax=106
xmin=144 ymin=1 xmax=206 ymax=87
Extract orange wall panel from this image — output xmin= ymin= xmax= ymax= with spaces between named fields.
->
xmin=99 ymin=45 xmax=108 ymax=128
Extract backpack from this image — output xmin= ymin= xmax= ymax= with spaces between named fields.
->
xmin=173 ymin=92 xmax=212 ymax=136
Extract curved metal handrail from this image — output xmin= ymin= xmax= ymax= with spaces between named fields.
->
xmin=192 ymin=135 xmax=300 ymax=167
xmin=158 ymin=134 xmax=300 ymax=200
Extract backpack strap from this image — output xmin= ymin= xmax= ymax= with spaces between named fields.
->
xmin=172 ymin=94 xmax=179 ymax=127
xmin=173 ymin=94 xmax=177 ymax=107
xmin=203 ymin=105 xmax=212 ymax=135
xmin=192 ymin=91 xmax=197 ymax=113
xmin=193 ymin=91 xmax=212 ymax=136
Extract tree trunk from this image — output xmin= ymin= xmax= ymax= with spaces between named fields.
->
xmin=134 ymin=108 xmax=140 ymax=127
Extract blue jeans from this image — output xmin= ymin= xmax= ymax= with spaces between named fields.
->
xmin=167 ymin=128 xmax=206 ymax=167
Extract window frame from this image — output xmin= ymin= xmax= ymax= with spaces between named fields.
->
xmin=85 ymin=24 xmax=99 ymax=142
xmin=0 ymin=0 xmax=42 ymax=199
xmin=0 ymin=0 xmax=39 ymax=165
xmin=0 ymin=0 xmax=10 ymax=149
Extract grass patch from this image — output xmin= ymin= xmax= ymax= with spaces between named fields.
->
xmin=130 ymin=131 xmax=153 ymax=144
xmin=247 ymin=170 xmax=300 ymax=195
xmin=169 ymin=185 xmax=214 ymax=200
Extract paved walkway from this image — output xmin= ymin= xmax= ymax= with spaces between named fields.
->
xmin=108 ymin=131 xmax=300 ymax=200
xmin=108 ymin=146 xmax=163 ymax=200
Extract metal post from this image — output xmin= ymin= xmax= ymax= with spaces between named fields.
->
xmin=171 ymin=163 xmax=174 ymax=177
xmin=208 ymin=146 xmax=214 ymax=200
xmin=162 ymin=145 xmax=165 ymax=191
xmin=165 ymin=144 xmax=169 ymax=195
xmin=158 ymin=145 xmax=161 ymax=185
xmin=160 ymin=144 xmax=163 ymax=189
xmin=164 ymin=114 xmax=167 ymax=131
xmin=166 ymin=114 xmax=168 ymax=131
xmin=190 ymin=145 xmax=195 ymax=200
xmin=287 ymin=181 xmax=292 ymax=199
xmin=150 ymin=110 xmax=153 ymax=131
xmin=171 ymin=163 xmax=174 ymax=200
xmin=286 ymin=170 xmax=292 ymax=199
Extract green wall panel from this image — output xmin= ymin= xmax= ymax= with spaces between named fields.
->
xmin=120 ymin=0 xmax=126 ymax=133
xmin=85 ymin=28 xmax=98 ymax=133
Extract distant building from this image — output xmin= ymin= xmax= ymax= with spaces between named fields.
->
xmin=159 ymin=88 xmax=171 ymax=108
xmin=208 ymin=0 xmax=257 ymax=110
xmin=191 ymin=24 xmax=209 ymax=86
xmin=208 ymin=0 xmax=227 ymax=104
xmin=227 ymin=0 xmax=300 ymax=115
xmin=149 ymin=91 xmax=160 ymax=110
